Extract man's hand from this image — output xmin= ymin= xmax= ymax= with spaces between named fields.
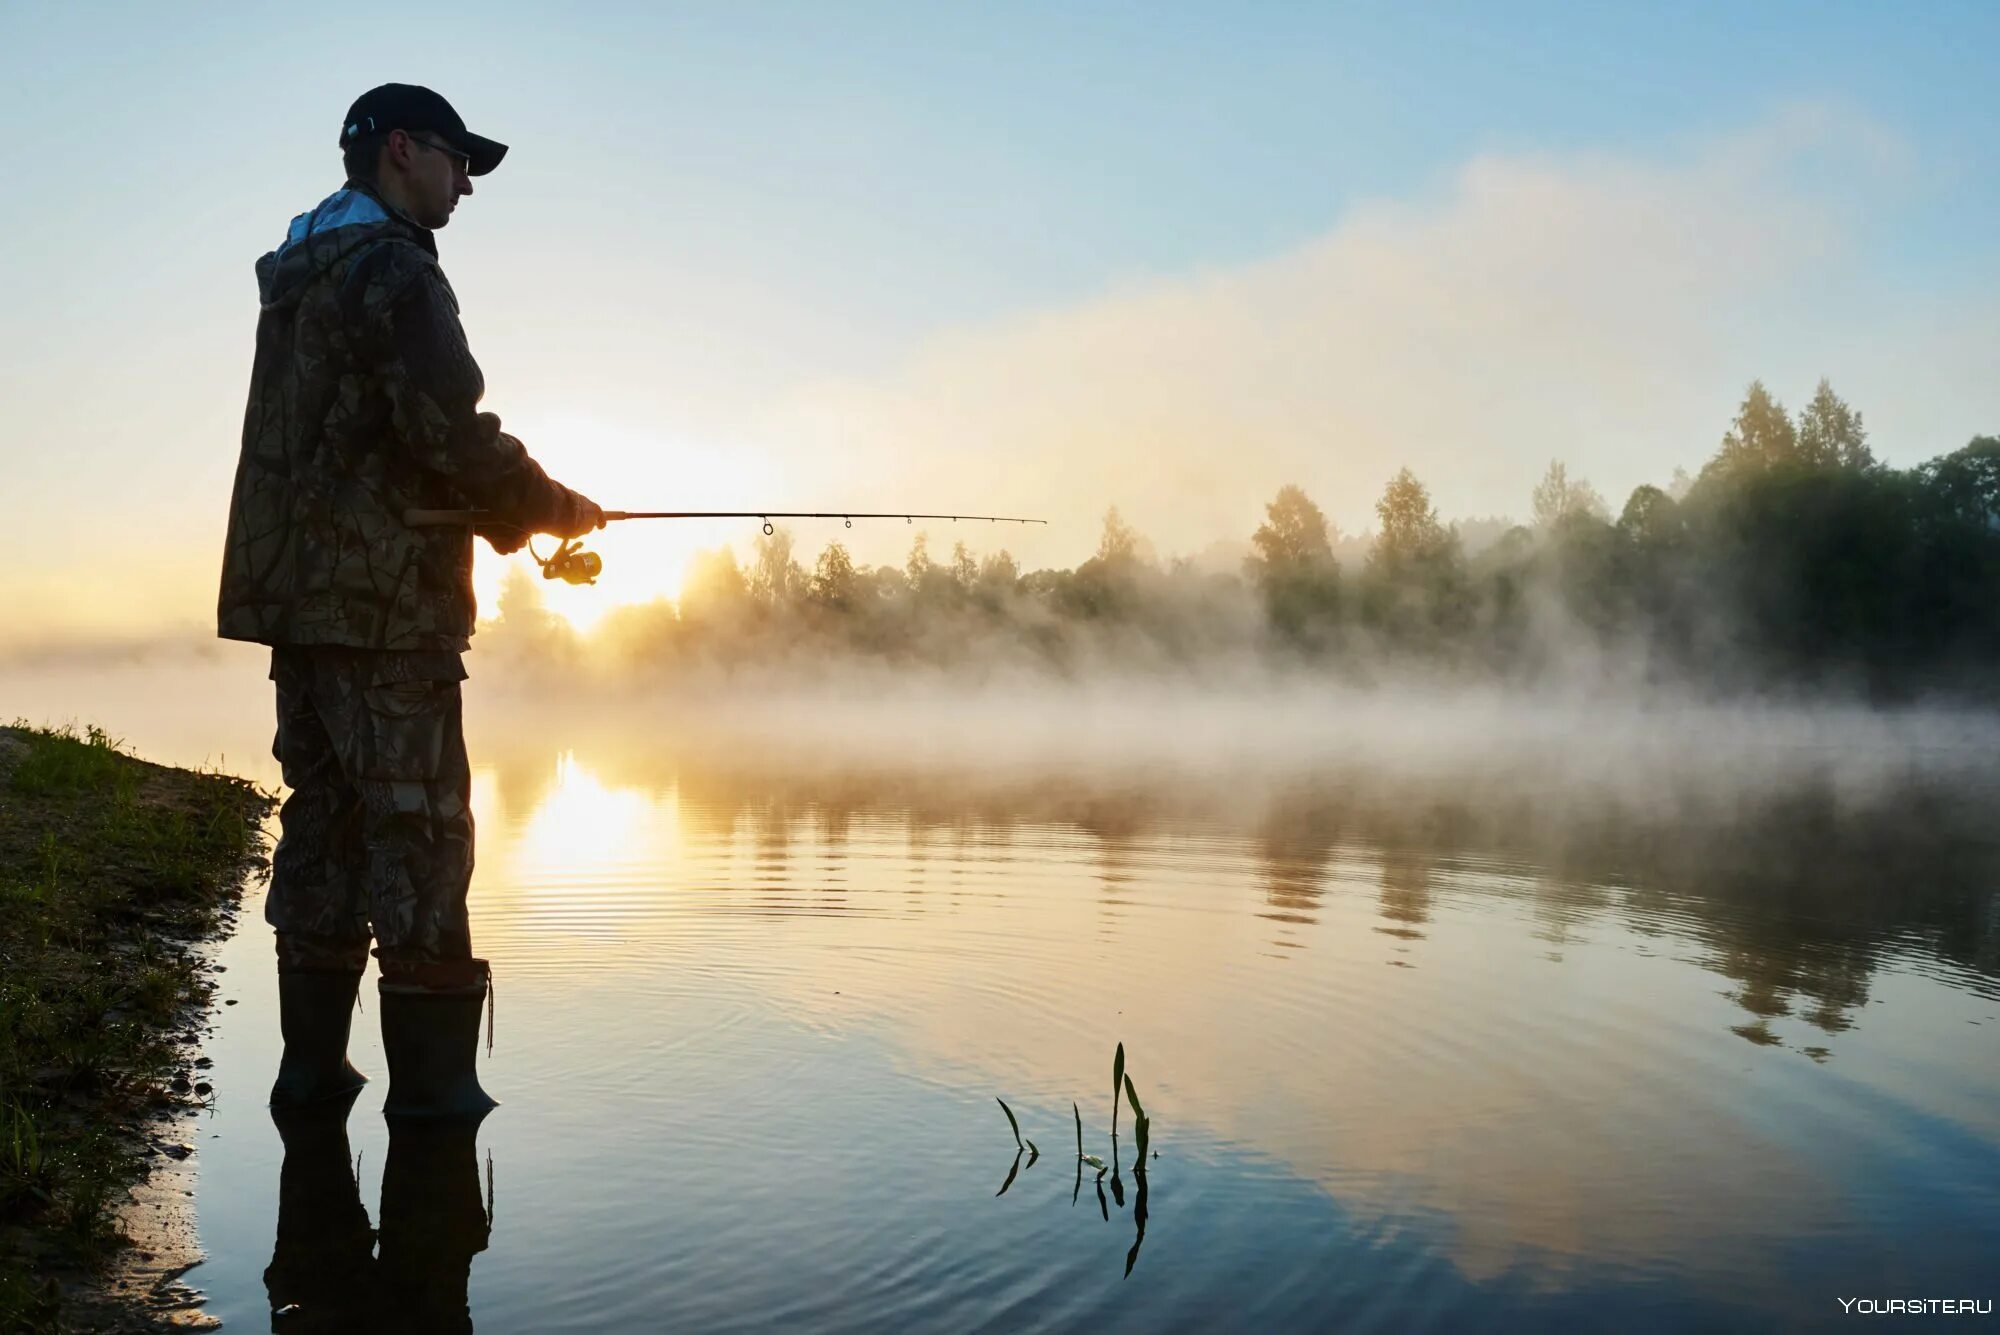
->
xmin=463 ymin=487 xmax=601 ymax=554
xmin=547 ymin=488 xmax=605 ymax=539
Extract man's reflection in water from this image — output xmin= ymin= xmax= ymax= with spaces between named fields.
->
xmin=264 ymin=1093 xmax=374 ymax=1331
xmin=376 ymin=1117 xmax=494 ymax=1332
xmin=265 ymin=1098 xmax=493 ymax=1333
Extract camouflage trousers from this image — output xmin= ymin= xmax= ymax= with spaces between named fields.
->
xmin=266 ymin=647 xmax=475 ymax=968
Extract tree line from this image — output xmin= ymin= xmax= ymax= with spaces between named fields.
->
xmin=495 ymin=380 xmax=2000 ymax=694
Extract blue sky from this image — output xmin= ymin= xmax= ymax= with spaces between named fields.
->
xmin=3 ymin=2 xmax=1998 ymax=640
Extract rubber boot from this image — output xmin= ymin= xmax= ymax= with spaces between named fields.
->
xmin=269 ymin=968 xmax=368 ymax=1108
xmin=266 ymin=1090 xmax=377 ymax=1332
xmin=378 ymin=959 xmax=498 ymax=1119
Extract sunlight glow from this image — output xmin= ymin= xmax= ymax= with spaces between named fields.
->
xmin=473 ymin=411 xmax=787 ymax=634
xmin=512 ymin=750 xmax=664 ymax=878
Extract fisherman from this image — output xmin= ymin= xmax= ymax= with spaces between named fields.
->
xmin=218 ymin=84 xmax=601 ymax=1116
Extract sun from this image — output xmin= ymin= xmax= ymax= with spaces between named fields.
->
xmin=470 ymin=412 xmax=783 ymax=634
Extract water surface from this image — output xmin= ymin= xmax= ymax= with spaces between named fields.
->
xmin=8 ymin=657 xmax=1999 ymax=1330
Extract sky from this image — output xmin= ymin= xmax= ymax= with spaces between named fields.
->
xmin=3 ymin=1 xmax=1998 ymax=644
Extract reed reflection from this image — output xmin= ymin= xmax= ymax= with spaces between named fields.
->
xmin=1124 ymin=1163 xmax=1149 ymax=1280
xmin=264 ymin=1100 xmax=493 ymax=1333
xmin=993 ymin=1148 xmax=1024 ymax=1198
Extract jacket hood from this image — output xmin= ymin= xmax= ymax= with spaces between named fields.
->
xmin=256 ymin=184 xmax=433 ymax=311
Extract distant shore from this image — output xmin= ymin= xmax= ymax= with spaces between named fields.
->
xmin=0 ymin=723 xmax=271 ymax=1333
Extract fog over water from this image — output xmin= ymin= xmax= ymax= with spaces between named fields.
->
xmin=9 ymin=643 xmax=2000 ymax=809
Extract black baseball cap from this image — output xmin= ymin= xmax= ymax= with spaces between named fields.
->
xmin=339 ymin=83 xmax=508 ymax=176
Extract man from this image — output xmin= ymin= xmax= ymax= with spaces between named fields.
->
xmin=218 ymin=84 xmax=600 ymax=1117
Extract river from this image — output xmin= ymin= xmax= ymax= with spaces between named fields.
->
xmin=7 ymin=652 xmax=1998 ymax=1330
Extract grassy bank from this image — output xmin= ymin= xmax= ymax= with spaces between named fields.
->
xmin=0 ymin=723 xmax=272 ymax=1332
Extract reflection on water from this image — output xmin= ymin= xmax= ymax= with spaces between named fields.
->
xmin=443 ymin=732 xmax=2000 ymax=1326
xmin=265 ymin=1097 xmax=492 ymax=1332
xmin=7 ymin=660 xmax=2000 ymax=1329
xmin=470 ymin=726 xmax=2000 ymax=1046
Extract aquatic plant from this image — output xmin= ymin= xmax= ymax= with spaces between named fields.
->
xmin=997 ymin=1047 xmax=1156 ymax=1171
xmin=996 ymin=1097 xmax=1022 ymax=1151
xmin=1112 ymin=1041 xmax=1125 ymax=1139
xmin=1124 ymin=1072 xmax=1151 ymax=1163
xmin=992 ymin=1041 xmax=1159 ymax=1272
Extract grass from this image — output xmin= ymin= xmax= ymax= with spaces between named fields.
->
xmin=0 ymin=722 xmax=272 ymax=1331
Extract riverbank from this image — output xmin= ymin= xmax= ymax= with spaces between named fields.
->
xmin=0 ymin=723 xmax=272 ymax=1333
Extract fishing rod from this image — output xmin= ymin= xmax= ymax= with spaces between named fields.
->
xmin=403 ymin=507 xmax=1048 ymax=585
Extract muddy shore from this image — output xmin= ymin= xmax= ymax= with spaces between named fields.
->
xmin=0 ymin=724 xmax=272 ymax=1333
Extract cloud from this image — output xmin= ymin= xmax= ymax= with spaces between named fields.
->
xmin=758 ymin=104 xmax=1981 ymax=565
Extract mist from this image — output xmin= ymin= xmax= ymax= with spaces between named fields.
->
xmin=10 ymin=371 xmax=1999 ymax=845
xmin=457 ymin=372 xmax=2000 ymax=713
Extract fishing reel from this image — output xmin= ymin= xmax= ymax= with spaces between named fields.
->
xmin=532 ymin=536 xmax=604 ymax=586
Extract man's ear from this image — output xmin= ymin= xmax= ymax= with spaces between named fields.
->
xmin=382 ymin=127 xmax=415 ymax=174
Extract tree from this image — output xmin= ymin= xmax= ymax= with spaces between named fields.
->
xmin=1061 ymin=508 xmax=1157 ymax=621
xmin=1246 ymin=484 xmax=1340 ymax=649
xmin=949 ymin=540 xmax=978 ymax=589
xmin=1796 ymin=378 xmax=1873 ymax=470
xmin=1701 ymin=380 xmax=1797 ymax=484
xmin=1248 ymin=484 xmax=1336 ymax=571
xmin=905 ymin=529 xmax=966 ymax=606
xmin=1095 ymin=506 xmax=1152 ymax=567
xmin=1918 ymin=436 xmax=2000 ymax=528
xmin=866 ymin=565 xmax=907 ymax=601
xmin=1530 ymin=460 xmax=1609 ymax=529
xmin=1363 ymin=468 xmax=1466 ymax=649
xmin=979 ymin=549 xmax=1020 ymax=590
xmin=748 ymin=526 xmax=803 ymax=607
xmin=809 ymin=540 xmax=859 ymax=610
xmin=1616 ymin=484 xmax=1682 ymax=546
xmin=1372 ymin=468 xmax=1450 ymax=564
xmin=905 ymin=531 xmax=933 ymax=585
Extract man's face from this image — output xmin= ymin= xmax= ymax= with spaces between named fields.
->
xmin=389 ymin=128 xmax=474 ymax=229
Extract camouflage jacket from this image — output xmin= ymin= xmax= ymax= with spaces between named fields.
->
xmin=218 ymin=182 xmax=578 ymax=651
